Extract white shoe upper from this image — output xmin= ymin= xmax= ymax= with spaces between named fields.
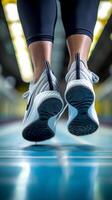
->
xmin=23 ymin=62 xmax=59 ymax=101
xmin=22 ymin=62 xmax=63 ymax=130
xmin=65 ymin=59 xmax=99 ymax=102
xmin=64 ymin=53 xmax=100 ymax=128
xmin=65 ymin=60 xmax=99 ymax=85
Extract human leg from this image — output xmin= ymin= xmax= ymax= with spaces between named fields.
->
xmin=60 ymin=0 xmax=100 ymax=135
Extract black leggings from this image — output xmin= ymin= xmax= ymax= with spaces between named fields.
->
xmin=17 ymin=0 xmax=99 ymax=46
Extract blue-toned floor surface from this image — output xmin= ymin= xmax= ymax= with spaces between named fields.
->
xmin=0 ymin=120 xmax=112 ymax=200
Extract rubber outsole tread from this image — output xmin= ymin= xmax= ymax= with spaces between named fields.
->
xmin=22 ymin=98 xmax=63 ymax=142
xmin=66 ymin=85 xmax=98 ymax=136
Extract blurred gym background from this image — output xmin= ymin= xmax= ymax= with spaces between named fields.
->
xmin=0 ymin=0 xmax=112 ymax=126
xmin=0 ymin=1 xmax=112 ymax=200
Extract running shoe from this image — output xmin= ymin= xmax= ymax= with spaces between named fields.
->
xmin=22 ymin=61 xmax=64 ymax=142
xmin=65 ymin=53 xmax=99 ymax=136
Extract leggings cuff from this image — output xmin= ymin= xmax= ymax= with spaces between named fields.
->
xmin=27 ymin=35 xmax=54 ymax=46
xmin=66 ymin=28 xmax=93 ymax=40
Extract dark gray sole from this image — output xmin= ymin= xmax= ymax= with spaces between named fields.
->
xmin=66 ymin=85 xmax=98 ymax=136
xmin=22 ymin=98 xmax=63 ymax=142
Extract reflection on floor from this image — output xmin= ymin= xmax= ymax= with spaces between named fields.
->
xmin=0 ymin=120 xmax=112 ymax=200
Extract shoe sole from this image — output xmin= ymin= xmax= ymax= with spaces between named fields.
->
xmin=66 ymin=85 xmax=99 ymax=136
xmin=22 ymin=97 xmax=63 ymax=142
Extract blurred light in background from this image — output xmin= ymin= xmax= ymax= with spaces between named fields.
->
xmin=2 ymin=1 xmax=33 ymax=83
xmin=89 ymin=0 xmax=112 ymax=56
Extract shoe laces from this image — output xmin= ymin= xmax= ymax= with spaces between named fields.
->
xmin=22 ymin=80 xmax=34 ymax=100
xmin=91 ymin=71 xmax=99 ymax=84
xmin=23 ymin=90 xmax=30 ymax=99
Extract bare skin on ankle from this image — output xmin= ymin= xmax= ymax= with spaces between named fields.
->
xmin=29 ymin=41 xmax=52 ymax=82
xmin=67 ymin=34 xmax=92 ymax=69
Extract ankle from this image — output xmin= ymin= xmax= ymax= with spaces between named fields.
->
xmin=33 ymin=65 xmax=45 ymax=83
xmin=33 ymin=60 xmax=51 ymax=83
xmin=68 ymin=56 xmax=88 ymax=70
